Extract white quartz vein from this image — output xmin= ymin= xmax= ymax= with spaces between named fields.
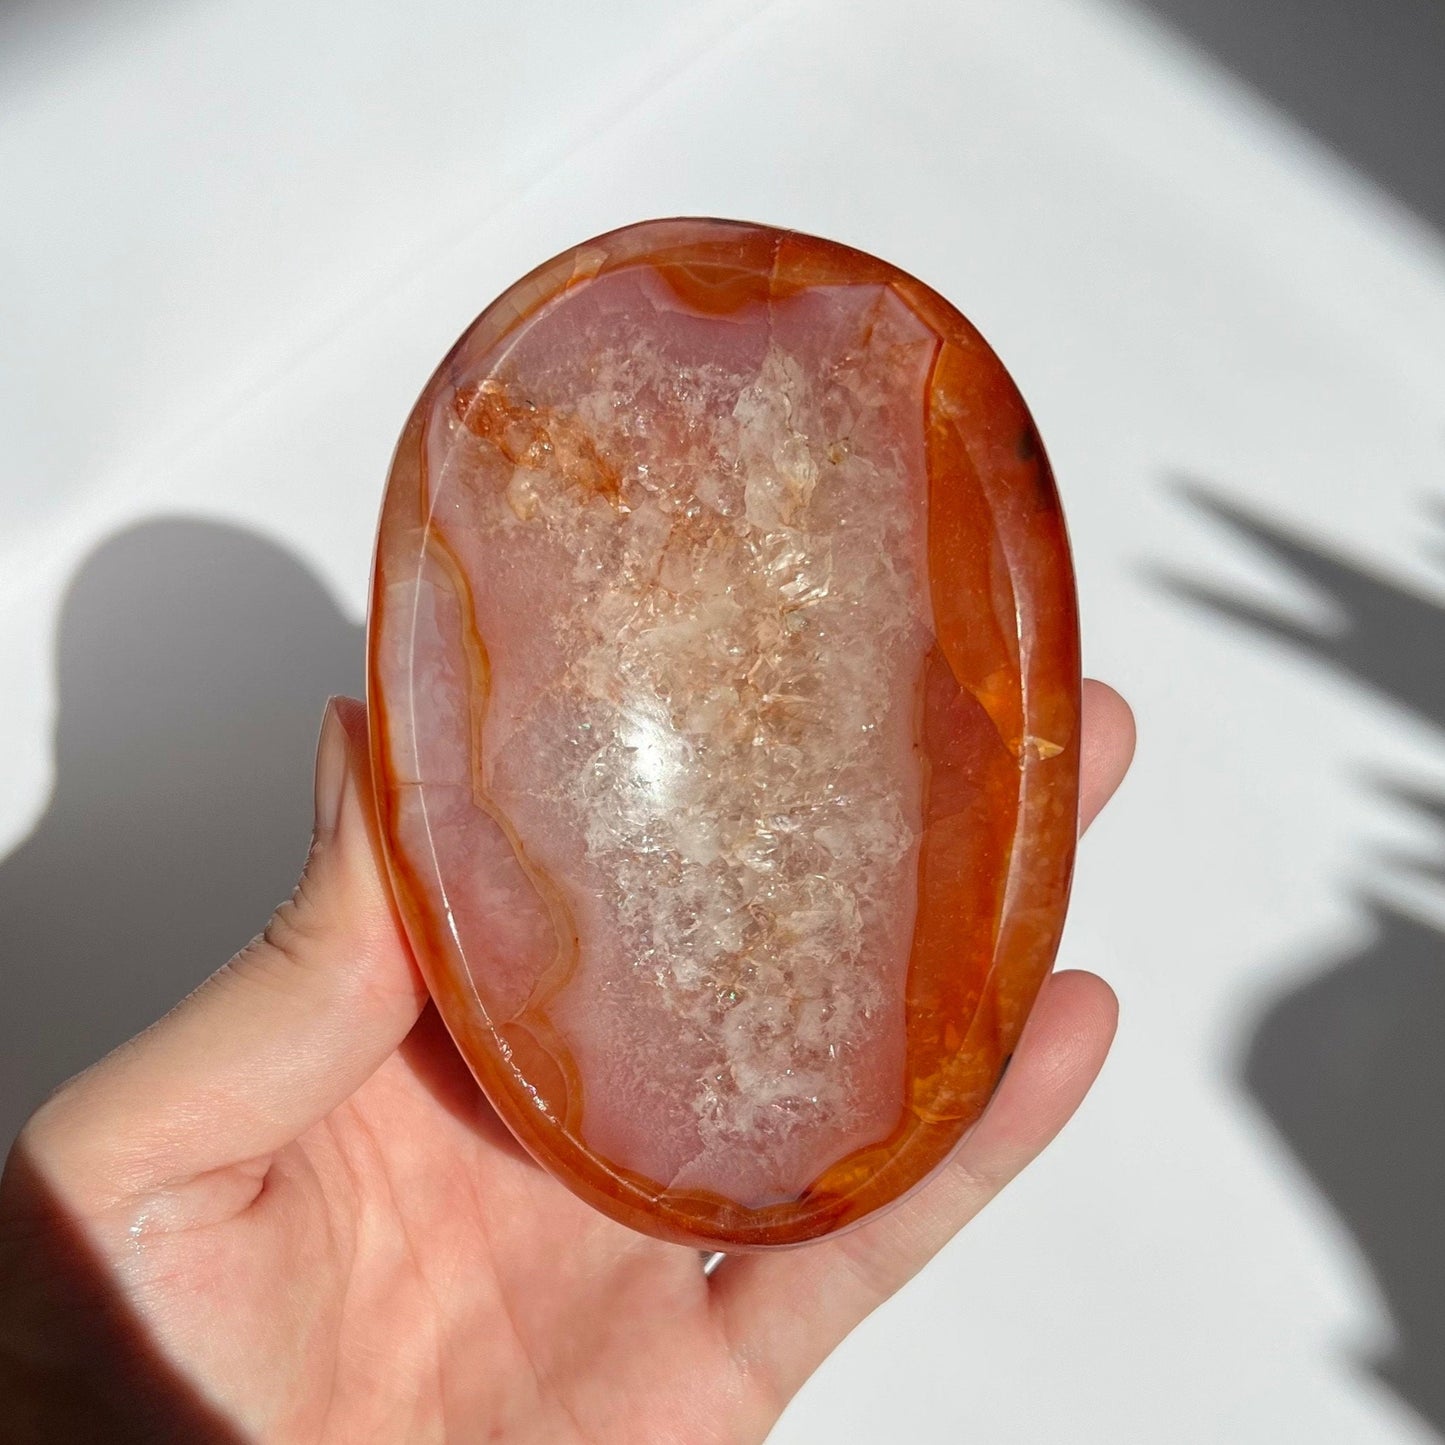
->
xmin=474 ymin=332 xmax=931 ymax=1159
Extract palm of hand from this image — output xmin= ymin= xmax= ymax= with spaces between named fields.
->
xmin=160 ymin=1009 xmax=768 ymax=1445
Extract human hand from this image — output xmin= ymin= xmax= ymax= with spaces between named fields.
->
xmin=0 ymin=684 xmax=1134 ymax=1444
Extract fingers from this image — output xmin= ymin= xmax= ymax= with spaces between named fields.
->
xmin=712 ymin=678 xmax=1134 ymax=1408
xmin=712 ymin=970 xmax=1118 ymax=1409
xmin=1080 ymin=679 xmax=1135 ymax=833
xmin=21 ymin=697 xmax=427 ymax=1207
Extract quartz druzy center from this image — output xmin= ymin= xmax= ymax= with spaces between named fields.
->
xmin=368 ymin=219 xmax=1081 ymax=1248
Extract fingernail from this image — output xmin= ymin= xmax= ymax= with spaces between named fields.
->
xmin=313 ymin=697 xmax=352 ymax=844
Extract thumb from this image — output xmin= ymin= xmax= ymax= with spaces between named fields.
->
xmin=22 ymin=696 xmax=427 ymax=1207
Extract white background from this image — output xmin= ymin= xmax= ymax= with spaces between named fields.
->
xmin=4 ymin=1 xmax=1445 ymax=1440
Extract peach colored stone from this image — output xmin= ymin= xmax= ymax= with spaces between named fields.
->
xmin=368 ymin=219 xmax=1080 ymax=1248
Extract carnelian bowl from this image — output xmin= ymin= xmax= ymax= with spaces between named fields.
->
xmin=367 ymin=219 xmax=1080 ymax=1249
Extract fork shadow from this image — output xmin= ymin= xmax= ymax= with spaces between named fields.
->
xmin=1159 ymin=481 xmax=1445 ymax=1435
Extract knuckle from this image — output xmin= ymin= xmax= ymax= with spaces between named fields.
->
xmin=255 ymin=865 xmax=333 ymax=971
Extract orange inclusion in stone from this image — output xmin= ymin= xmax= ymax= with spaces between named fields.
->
xmin=367 ymin=219 xmax=1080 ymax=1249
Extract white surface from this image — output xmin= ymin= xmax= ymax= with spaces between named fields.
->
xmin=4 ymin=0 xmax=1444 ymax=1440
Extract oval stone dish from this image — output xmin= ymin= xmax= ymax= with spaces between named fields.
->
xmin=367 ymin=218 xmax=1080 ymax=1249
